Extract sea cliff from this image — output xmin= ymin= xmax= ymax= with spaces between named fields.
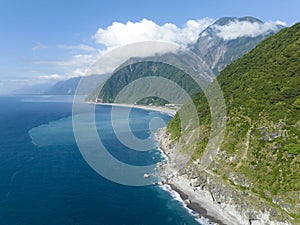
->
xmin=156 ymin=127 xmax=293 ymax=225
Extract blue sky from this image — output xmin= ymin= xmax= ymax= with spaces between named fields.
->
xmin=0 ymin=0 xmax=299 ymax=94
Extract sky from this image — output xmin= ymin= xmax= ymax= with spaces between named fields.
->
xmin=0 ymin=0 xmax=299 ymax=94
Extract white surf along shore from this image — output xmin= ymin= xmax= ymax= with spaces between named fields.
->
xmin=88 ymin=102 xmax=289 ymax=225
xmin=155 ymin=127 xmax=243 ymax=225
xmin=91 ymin=102 xmax=241 ymax=224
xmin=94 ymin=103 xmax=227 ymax=224
xmin=155 ymin=127 xmax=292 ymax=225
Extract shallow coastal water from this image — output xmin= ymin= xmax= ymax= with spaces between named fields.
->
xmin=0 ymin=96 xmax=204 ymax=225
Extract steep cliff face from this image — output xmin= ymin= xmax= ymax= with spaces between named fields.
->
xmin=91 ymin=17 xmax=283 ymax=105
xmin=166 ymin=23 xmax=300 ymax=224
xmin=191 ymin=17 xmax=283 ymax=75
xmin=92 ymin=61 xmax=201 ymax=104
xmin=156 ymin=127 xmax=292 ymax=225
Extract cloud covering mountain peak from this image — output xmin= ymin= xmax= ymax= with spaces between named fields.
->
xmin=212 ymin=19 xmax=285 ymax=40
xmin=92 ymin=18 xmax=215 ymax=48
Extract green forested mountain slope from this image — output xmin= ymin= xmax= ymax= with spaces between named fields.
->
xmin=93 ymin=61 xmax=202 ymax=105
xmin=168 ymin=22 xmax=300 ymax=221
xmin=91 ymin=17 xmax=283 ymax=105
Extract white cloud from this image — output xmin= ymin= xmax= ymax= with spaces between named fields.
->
xmin=88 ymin=18 xmax=215 ymax=74
xmin=32 ymin=18 xmax=286 ymax=79
xmin=35 ymin=53 xmax=102 ymax=78
xmin=214 ymin=20 xmax=285 ymax=41
xmin=72 ymin=67 xmax=91 ymax=77
xmin=93 ymin=18 xmax=214 ymax=48
xmin=55 ymin=54 xmax=98 ymax=67
xmin=274 ymin=20 xmax=286 ymax=27
xmin=31 ymin=18 xmax=215 ymax=79
xmin=57 ymin=44 xmax=96 ymax=52
xmin=90 ymin=41 xmax=183 ymax=74
xmin=39 ymin=73 xmax=65 ymax=80
xmin=32 ymin=43 xmax=48 ymax=51
xmin=36 ymin=53 xmax=99 ymax=67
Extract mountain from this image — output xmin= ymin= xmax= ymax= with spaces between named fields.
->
xmin=12 ymin=81 xmax=57 ymax=95
xmin=93 ymin=17 xmax=283 ymax=105
xmin=89 ymin=58 xmax=205 ymax=105
xmin=167 ymin=22 xmax=300 ymax=224
xmin=44 ymin=74 xmax=109 ymax=95
xmin=191 ymin=16 xmax=284 ymax=75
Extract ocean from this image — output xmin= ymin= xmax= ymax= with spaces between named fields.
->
xmin=0 ymin=96 xmax=204 ymax=225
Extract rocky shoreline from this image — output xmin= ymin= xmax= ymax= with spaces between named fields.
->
xmin=155 ymin=127 xmax=292 ymax=225
xmin=168 ymin=183 xmax=225 ymax=225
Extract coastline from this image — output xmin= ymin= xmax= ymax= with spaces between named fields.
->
xmin=160 ymin=184 xmax=219 ymax=225
xmin=155 ymin=127 xmax=245 ymax=225
xmin=88 ymin=101 xmax=231 ymax=224
xmin=169 ymin=183 xmax=225 ymax=225
xmin=155 ymin=127 xmax=293 ymax=225
xmin=165 ymin=183 xmax=224 ymax=225
xmin=161 ymin=176 xmax=239 ymax=225
xmin=88 ymin=102 xmax=177 ymax=117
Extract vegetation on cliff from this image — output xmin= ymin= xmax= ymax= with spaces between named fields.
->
xmin=91 ymin=17 xmax=283 ymax=105
xmin=94 ymin=61 xmax=201 ymax=104
xmin=167 ymin=22 xmax=300 ymax=222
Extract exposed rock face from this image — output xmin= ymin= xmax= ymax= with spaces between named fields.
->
xmin=164 ymin=23 xmax=300 ymax=224
xmin=191 ymin=17 xmax=283 ymax=76
xmin=156 ymin=127 xmax=293 ymax=225
xmin=91 ymin=17 xmax=284 ymax=105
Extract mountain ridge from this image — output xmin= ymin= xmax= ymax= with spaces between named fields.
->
xmin=92 ymin=16 xmax=283 ymax=105
xmin=192 ymin=16 xmax=284 ymax=75
xmin=44 ymin=74 xmax=109 ymax=95
xmin=166 ymin=22 xmax=300 ymax=224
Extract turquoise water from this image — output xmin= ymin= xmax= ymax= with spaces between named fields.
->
xmin=0 ymin=96 xmax=202 ymax=225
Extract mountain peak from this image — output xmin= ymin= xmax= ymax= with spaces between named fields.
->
xmin=192 ymin=16 xmax=283 ymax=75
xmin=213 ymin=16 xmax=263 ymax=26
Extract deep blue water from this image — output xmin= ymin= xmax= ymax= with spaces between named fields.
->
xmin=0 ymin=96 xmax=201 ymax=225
